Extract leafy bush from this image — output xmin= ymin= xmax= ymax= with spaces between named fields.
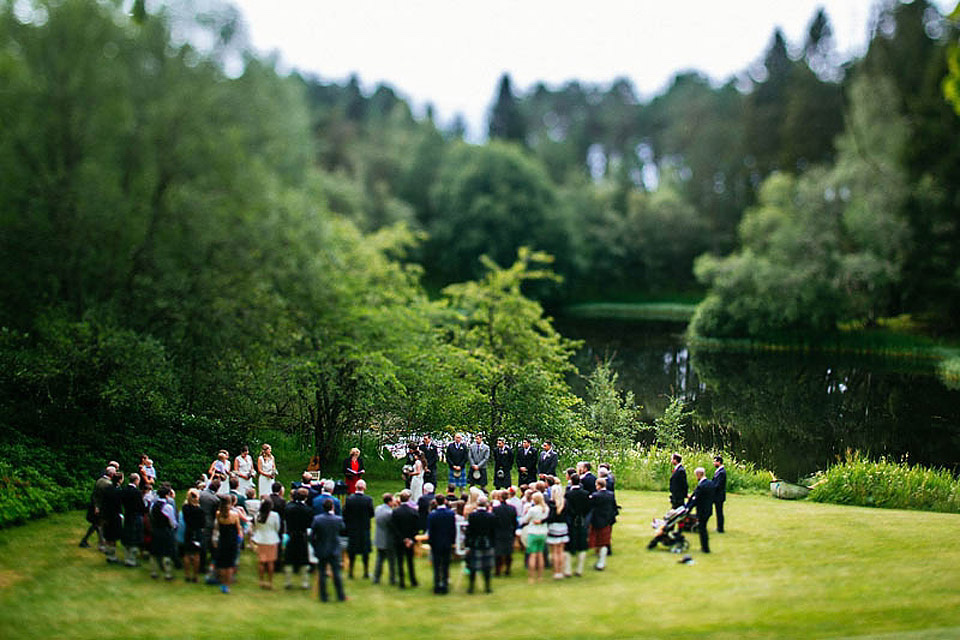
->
xmin=809 ymin=451 xmax=960 ymax=513
xmin=0 ymin=461 xmax=87 ymax=528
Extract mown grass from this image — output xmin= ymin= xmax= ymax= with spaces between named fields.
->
xmin=2 ymin=484 xmax=958 ymax=639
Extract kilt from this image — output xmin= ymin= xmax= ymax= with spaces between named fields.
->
xmin=449 ymin=468 xmax=467 ymax=489
xmin=588 ymin=524 xmax=612 ymax=549
xmin=467 ymin=547 xmax=495 ymax=572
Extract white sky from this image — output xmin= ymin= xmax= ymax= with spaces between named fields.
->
xmin=229 ymin=0 xmax=953 ymax=139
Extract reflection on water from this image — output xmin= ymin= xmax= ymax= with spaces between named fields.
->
xmin=557 ymin=318 xmax=960 ymax=481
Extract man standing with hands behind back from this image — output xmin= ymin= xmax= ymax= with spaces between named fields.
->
xmin=713 ymin=455 xmax=727 ymax=533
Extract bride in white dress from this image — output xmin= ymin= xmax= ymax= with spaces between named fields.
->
xmin=409 ymin=452 xmax=425 ymax=502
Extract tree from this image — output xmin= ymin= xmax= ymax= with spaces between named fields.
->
xmin=580 ymin=358 xmax=641 ymax=459
xmin=690 ymin=74 xmax=911 ymax=338
xmin=440 ymin=249 xmax=582 ymax=445
xmin=488 ymin=73 xmax=527 ymax=144
xmin=426 ymin=141 xmax=572 ymax=286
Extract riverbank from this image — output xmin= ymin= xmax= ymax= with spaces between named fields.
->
xmin=1 ymin=488 xmax=957 ymax=639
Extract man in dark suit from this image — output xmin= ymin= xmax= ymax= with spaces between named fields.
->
xmin=389 ymin=490 xmax=420 ymax=589
xmin=578 ymin=461 xmax=597 ymax=494
xmin=120 ymin=473 xmax=146 ymax=566
xmin=587 ymin=478 xmax=617 ymax=570
xmin=198 ymin=478 xmax=221 ymax=578
xmin=686 ymin=467 xmax=715 ymax=553
xmin=493 ymin=438 xmax=513 ymax=489
xmin=283 ymin=488 xmax=314 ymax=589
xmin=342 ymin=479 xmax=375 ymax=579
xmin=564 ymin=474 xmax=591 ymax=576
xmin=515 ymin=438 xmax=538 ymax=486
xmin=538 ymin=441 xmax=559 ymax=479
xmin=426 ymin=494 xmax=456 ymax=594
xmin=446 ymin=434 xmax=468 ymax=490
xmin=669 ymin=453 xmax=688 ymax=509
xmin=713 ymin=455 xmax=727 ymax=533
xmin=420 ymin=435 xmax=440 ymax=486
xmin=310 ymin=498 xmax=347 ymax=602
xmin=417 ymin=483 xmax=436 ymax=532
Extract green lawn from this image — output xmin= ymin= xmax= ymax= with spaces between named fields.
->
xmin=1 ymin=487 xmax=958 ymax=639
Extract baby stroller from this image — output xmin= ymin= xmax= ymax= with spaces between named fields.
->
xmin=648 ymin=505 xmax=698 ymax=553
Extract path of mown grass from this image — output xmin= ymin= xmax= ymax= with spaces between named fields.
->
xmin=1 ymin=487 xmax=958 ymax=640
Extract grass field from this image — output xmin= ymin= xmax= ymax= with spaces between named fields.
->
xmin=1 ymin=483 xmax=958 ymax=639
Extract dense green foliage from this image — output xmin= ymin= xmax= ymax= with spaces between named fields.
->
xmin=0 ymin=0 xmax=582 ymax=497
xmin=810 ymin=451 xmax=960 ymax=514
xmin=2 ymin=0 xmax=959 ymax=525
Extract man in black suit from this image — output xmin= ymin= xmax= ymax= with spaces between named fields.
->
xmin=390 ymin=489 xmax=420 ymax=589
xmin=310 ymin=498 xmax=347 ymax=602
xmin=446 ymin=434 xmax=468 ymax=490
xmin=120 ymin=473 xmax=146 ymax=566
xmin=426 ymin=494 xmax=456 ymax=594
xmin=669 ymin=453 xmax=688 ymax=509
xmin=342 ymin=479 xmax=375 ymax=579
xmin=283 ymin=488 xmax=314 ymax=590
xmin=564 ymin=473 xmax=591 ymax=576
xmin=713 ymin=455 xmax=727 ymax=533
xmin=515 ymin=438 xmax=538 ymax=486
xmin=686 ymin=467 xmax=715 ymax=553
xmin=587 ymin=478 xmax=617 ymax=571
xmin=578 ymin=461 xmax=597 ymax=494
xmin=538 ymin=441 xmax=559 ymax=479
xmin=420 ymin=435 xmax=440 ymax=486
xmin=493 ymin=438 xmax=514 ymax=489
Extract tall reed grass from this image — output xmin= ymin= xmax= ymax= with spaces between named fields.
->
xmin=809 ymin=451 xmax=960 ymax=514
xmin=580 ymin=445 xmax=771 ymax=494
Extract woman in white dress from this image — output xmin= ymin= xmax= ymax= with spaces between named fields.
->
xmin=257 ymin=443 xmax=277 ymax=498
xmin=233 ymin=446 xmax=255 ymax=495
xmin=409 ymin=451 xmax=425 ymax=502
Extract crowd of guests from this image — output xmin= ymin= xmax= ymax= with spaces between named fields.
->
xmin=78 ymin=437 xmax=625 ymax=603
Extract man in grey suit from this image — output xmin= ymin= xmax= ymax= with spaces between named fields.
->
xmin=372 ymin=493 xmax=396 ymax=585
xmin=468 ymin=434 xmax=490 ymax=489
xmin=310 ymin=498 xmax=347 ymax=602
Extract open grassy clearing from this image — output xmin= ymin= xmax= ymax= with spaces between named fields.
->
xmin=0 ymin=487 xmax=958 ymax=639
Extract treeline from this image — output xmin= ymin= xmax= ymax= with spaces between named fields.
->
xmin=274 ymin=1 xmax=960 ymax=335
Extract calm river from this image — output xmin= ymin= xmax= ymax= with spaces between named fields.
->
xmin=556 ymin=318 xmax=960 ymax=481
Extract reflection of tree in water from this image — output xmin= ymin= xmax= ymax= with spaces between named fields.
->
xmin=690 ymin=350 xmax=960 ymax=480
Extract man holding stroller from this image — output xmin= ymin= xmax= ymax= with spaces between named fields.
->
xmin=685 ymin=467 xmax=715 ymax=553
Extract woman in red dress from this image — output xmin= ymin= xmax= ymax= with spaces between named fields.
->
xmin=343 ymin=447 xmax=364 ymax=495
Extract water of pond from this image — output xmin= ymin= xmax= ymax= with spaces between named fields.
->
xmin=556 ymin=318 xmax=960 ymax=481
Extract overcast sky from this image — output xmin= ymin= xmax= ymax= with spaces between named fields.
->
xmin=229 ymin=0 xmax=952 ymax=139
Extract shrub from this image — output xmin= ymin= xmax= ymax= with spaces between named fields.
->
xmin=809 ymin=451 xmax=960 ymax=513
xmin=0 ymin=461 xmax=87 ymax=528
